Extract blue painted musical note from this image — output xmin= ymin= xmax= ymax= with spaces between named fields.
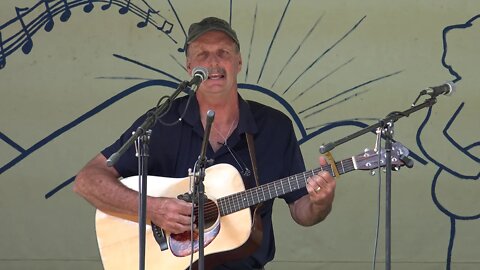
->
xmin=0 ymin=31 xmax=6 ymax=69
xmin=15 ymin=7 xmax=33 ymax=54
xmin=158 ymin=20 xmax=173 ymax=34
xmin=60 ymin=0 xmax=72 ymax=22
xmin=101 ymin=0 xmax=113 ymax=11
xmin=84 ymin=0 xmax=94 ymax=13
xmin=42 ymin=0 xmax=55 ymax=32
xmin=119 ymin=0 xmax=131 ymax=15
xmin=137 ymin=8 xmax=159 ymax=28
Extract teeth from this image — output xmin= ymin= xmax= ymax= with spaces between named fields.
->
xmin=209 ymin=74 xmax=223 ymax=79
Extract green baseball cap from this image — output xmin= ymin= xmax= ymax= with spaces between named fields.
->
xmin=185 ymin=17 xmax=240 ymax=53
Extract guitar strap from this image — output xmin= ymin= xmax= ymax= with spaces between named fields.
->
xmin=246 ymin=133 xmax=260 ymax=187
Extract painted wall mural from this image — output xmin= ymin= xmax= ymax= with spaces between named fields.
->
xmin=0 ymin=1 xmax=478 ymax=269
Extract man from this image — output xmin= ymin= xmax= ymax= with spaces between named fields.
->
xmin=73 ymin=17 xmax=336 ymax=270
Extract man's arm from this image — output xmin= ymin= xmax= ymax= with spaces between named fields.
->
xmin=288 ymin=156 xmax=336 ymax=226
xmin=73 ymin=153 xmax=194 ymax=233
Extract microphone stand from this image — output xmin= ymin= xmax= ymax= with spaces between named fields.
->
xmin=194 ymin=110 xmax=215 ymax=270
xmin=319 ymin=95 xmax=438 ymax=270
xmin=106 ymin=80 xmax=191 ymax=270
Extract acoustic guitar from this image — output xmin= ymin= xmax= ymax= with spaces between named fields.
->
xmin=95 ymin=142 xmax=410 ymax=269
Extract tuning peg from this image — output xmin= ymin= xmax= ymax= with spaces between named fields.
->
xmin=370 ymin=170 xmax=376 ymax=176
xmin=400 ymin=155 xmax=414 ymax=168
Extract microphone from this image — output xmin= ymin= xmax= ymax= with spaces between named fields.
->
xmin=421 ymin=81 xmax=456 ymax=97
xmin=188 ymin=66 xmax=209 ymax=92
xmin=198 ymin=110 xmax=215 ymax=164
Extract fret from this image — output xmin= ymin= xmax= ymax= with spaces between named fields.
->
xmin=244 ymin=190 xmax=250 ymax=207
xmin=254 ymin=187 xmax=260 ymax=205
xmin=232 ymin=194 xmax=239 ymax=212
xmin=230 ymin=195 xmax=237 ymax=213
xmin=226 ymin=195 xmax=234 ymax=214
xmin=274 ymin=181 xmax=279 ymax=196
xmin=233 ymin=195 xmax=240 ymax=213
xmin=221 ymin=197 xmax=227 ymax=215
xmin=280 ymin=178 xmax=286 ymax=194
xmin=251 ymin=188 xmax=258 ymax=205
xmin=242 ymin=194 xmax=248 ymax=209
xmin=222 ymin=197 xmax=230 ymax=215
xmin=227 ymin=196 xmax=234 ymax=214
xmin=340 ymin=160 xmax=346 ymax=174
xmin=219 ymin=196 xmax=229 ymax=216
xmin=287 ymin=176 xmax=292 ymax=192
xmin=218 ymin=199 xmax=225 ymax=216
xmin=328 ymin=164 xmax=336 ymax=177
xmin=231 ymin=195 xmax=239 ymax=212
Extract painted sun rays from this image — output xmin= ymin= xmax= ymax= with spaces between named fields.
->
xmin=239 ymin=1 xmax=402 ymax=133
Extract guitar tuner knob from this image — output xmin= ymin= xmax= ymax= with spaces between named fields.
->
xmin=400 ymin=155 xmax=414 ymax=168
xmin=370 ymin=170 xmax=376 ymax=176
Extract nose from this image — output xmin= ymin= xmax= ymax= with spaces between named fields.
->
xmin=204 ymin=53 xmax=221 ymax=67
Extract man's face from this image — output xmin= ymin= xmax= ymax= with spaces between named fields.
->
xmin=186 ymin=30 xmax=242 ymax=96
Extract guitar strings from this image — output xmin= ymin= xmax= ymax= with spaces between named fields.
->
xmin=195 ymin=151 xmax=386 ymax=225
xmin=196 ymin=155 xmax=365 ymax=220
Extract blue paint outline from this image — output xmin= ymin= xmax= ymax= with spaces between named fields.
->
xmin=1 ymin=79 xmax=179 ymax=175
xmin=0 ymin=0 xmax=177 ymax=69
xmin=415 ymin=13 xmax=480 ymax=269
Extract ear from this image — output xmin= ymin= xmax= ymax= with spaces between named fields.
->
xmin=186 ymin=60 xmax=192 ymax=74
xmin=237 ymin=54 xmax=243 ymax=73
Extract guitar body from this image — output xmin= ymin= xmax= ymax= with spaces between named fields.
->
xmin=95 ymin=164 xmax=256 ymax=270
xmin=95 ymin=142 xmax=410 ymax=269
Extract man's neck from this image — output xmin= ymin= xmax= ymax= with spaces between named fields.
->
xmin=197 ymin=92 xmax=239 ymax=125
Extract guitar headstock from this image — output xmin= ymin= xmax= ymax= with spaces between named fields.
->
xmin=354 ymin=142 xmax=412 ymax=171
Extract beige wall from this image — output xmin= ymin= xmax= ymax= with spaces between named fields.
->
xmin=1 ymin=0 xmax=479 ymax=269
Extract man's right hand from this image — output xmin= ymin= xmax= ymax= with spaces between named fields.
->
xmin=148 ymin=197 xmax=195 ymax=234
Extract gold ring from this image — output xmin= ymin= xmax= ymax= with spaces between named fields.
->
xmin=315 ymin=186 xmax=321 ymax=192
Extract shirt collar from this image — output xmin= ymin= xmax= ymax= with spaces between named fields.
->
xmin=178 ymin=93 xmax=259 ymax=135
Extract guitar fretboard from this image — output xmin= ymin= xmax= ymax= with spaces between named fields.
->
xmin=218 ymin=158 xmax=356 ymax=216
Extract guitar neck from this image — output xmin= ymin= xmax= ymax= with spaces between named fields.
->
xmin=218 ymin=157 xmax=356 ymax=216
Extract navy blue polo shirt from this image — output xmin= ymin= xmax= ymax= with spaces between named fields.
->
xmin=102 ymin=94 xmax=307 ymax=268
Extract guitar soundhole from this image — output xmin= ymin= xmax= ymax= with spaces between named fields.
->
xmin=169 ymin=199 xmax=221 ymax=257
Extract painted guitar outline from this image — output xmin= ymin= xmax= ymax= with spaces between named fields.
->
xmin=415 ymin=13 xmax=480 ymax=269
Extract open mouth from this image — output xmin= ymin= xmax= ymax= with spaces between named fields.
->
xmin=208 ymin=73 xmax=225 ymax=80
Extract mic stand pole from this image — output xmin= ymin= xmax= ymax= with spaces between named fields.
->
xmin=106 ymin=80 xmax=191 ymax=270
xmin=194 ymin=110 xmax=215 ymax=270
xmin=136 ymin=129 xmax=150 ymax=270
xmin=384 ymin=121 xmax=393 ymax=270
xmin=319 ymin=96 xmax=438 ymax=270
